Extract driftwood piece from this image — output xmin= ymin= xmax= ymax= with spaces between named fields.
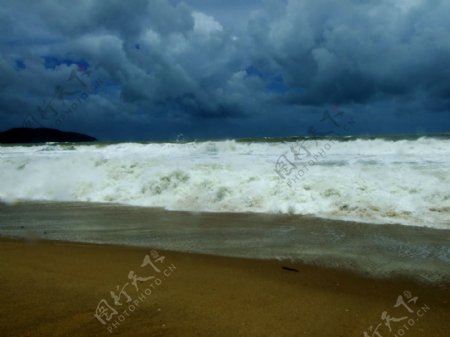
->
xmin=282 ymin=266 xmax=299 ymax=272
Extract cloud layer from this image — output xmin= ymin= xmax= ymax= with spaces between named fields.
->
xmin=0 ymin=0 xmax=449 ymax=139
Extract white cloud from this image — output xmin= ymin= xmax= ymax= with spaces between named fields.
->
xmin=142 ymin=29 xmax=161 ymax=46
xmin=192 ymin=11 xmax=223 ymax=34
xmin=395 ymin=0 xmax=424 ymax=12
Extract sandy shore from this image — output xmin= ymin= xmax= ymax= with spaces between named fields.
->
xmin=1 ymin=202 xmax=449 ymax=283
xmin=0 ymin=238 xmax=448 ymax=337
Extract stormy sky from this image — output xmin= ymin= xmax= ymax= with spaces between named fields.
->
xmin=0 ymin=0 xmax=449 ymax=140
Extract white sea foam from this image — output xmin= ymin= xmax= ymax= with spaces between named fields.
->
xmin=0 ymin=138 xmax=449 ymax=229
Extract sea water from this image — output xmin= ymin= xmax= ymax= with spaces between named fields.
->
xmin=1 ymin=135 xmax=449 ymax=229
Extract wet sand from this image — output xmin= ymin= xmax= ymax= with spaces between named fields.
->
xmin=0 ymin=238 xmax=448 ymax=337
xmin=1 ymin=202 xmax=449 ymax=283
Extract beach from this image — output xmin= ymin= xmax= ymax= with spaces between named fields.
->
xmin=0 ymin=202 xmax=449 ymax=337
xmin=0 ymin=138 xmax=449 ymax=336
xmin=1 ymin=202 xmax=449 ymax=283
xmin=1 ymin=0 xmax=450 ymax=334
xmin=0 ymin=237 xmax=448 ymax=337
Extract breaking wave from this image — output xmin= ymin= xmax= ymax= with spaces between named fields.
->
xmin=1 ymin=137 xmax=449 ymax=229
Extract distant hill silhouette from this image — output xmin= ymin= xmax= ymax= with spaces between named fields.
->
xmin=0 ymin=128 xmax=97 ymax=144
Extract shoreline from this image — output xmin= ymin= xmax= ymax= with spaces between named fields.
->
xmin=0 ymin=237 xmax=448 ymax=337
xmin=3 ymin=235 xmax=449 ymax=287
xmin=1 ymin=201 xmax=449 ymax=284
xmin=2 ymin=234 xmax=449 ymax=287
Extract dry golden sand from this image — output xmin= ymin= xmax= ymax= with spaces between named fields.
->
xmin=0 ymin=238 xmax=448 ymax=337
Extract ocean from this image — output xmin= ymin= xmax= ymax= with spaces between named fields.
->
xmin=0 ymin=135 xmax=449 ymax=229
xmin=0 ymin=135 xmax=449 ymax=282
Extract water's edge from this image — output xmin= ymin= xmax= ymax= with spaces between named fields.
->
xmin=0 ymin=202 xmax=448 ymax=284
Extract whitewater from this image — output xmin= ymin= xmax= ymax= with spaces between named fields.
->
xmin=0 ymin=137 xmax=449 ymax=229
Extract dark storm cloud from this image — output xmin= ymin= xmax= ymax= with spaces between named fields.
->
xmin=248 ymin=0 xmax=450 ymax=108
xmin=0 ymin=0 xmax=449 ymax=139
